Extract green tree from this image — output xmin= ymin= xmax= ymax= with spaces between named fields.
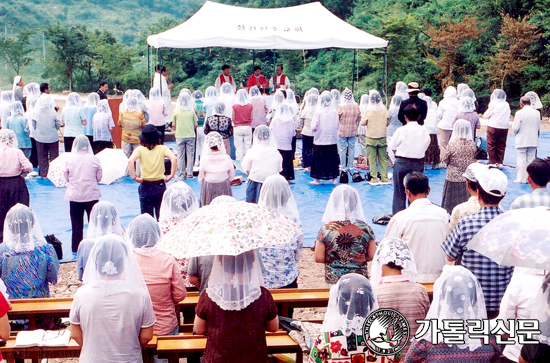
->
xmin=0 ymin=29 xmax=34 ymax=74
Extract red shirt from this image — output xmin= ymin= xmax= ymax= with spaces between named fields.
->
xmin=0 ymin=294 xmax=10 ymax=360
xmin=246 ymin=75 xmax=268 ymax=89
xmin=232 ymin=104 xmax=254 ymax=127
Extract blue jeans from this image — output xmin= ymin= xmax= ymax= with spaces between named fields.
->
xmin=338 ymin=136 xmax=357 ymax=168
xmin=246 ymin=180 xmax=262 ymax=203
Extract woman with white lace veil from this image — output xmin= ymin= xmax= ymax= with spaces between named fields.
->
xmin=361 ymin=89 xmax=389 ymax=183
xmin=331 ymin=89 xmax=341 ymax=110
xmin=158 ymin=181 xmax=199 ymax=234
xmin=315 ymin=185 xmax=376 ymax=283
xmin=198 ymin=132 xmax=235 ymax=206
xmin=309 ymin=273 xmax=378 ymax=363
xmin=32 ymin=94 xmax=62 ymax=178
xmin=82 ymin=93 xmax=100 ymax=145
xmin=119 ymin=97 xmax=146 ymax=158
xmin=0 ymin=204 xmax=59 ymax=299
xmin=337 ymin=88 xmax=361 ymax=170
xmin=270 ymin=103 xmax=296 ymax=181
xmin=219 ymin=82 xmax=235 ymax=119
xmin=258 ymin=174 xmax=303 ymax=290
xmin=0 ymin=90 xmax=14 ymax=130
xmin=202 ymin=86 xmax=219 ymax=120
xmin=62 ymin=92 xmax=87 ymax=152
xmin=454 ymin=96 xmax=480 ymax=139
xmin=419 ymin=92 xmax=441 ymax=169
xmin=483 ymin=89 xmax=511 ymax=165
xmin=371 ymin=237 xmax=429 ymax=357
xmin=249 ymin=86 xmax=269 ymax=131
xmin=128 ymin=214 xmax=187 ymax=337
xmin=204 ymin=101 xmax=233 ymax=155
xmin=267 ymin=90 xmax=285 ymax=124
xmin=241 ymin=125 xmax=282 ymax=203
xmin=145 ymin=87 xmax=168 ymax=144
xmin=441 ymin=119 xmax=477 ymax=214
xmin=437 ymin=86 xmax=461 ymax=161
xmin=64 ymin=134 xmax=102 ymax=258
xmin=525 ymin=91 xmax=543 ymax=110
xmin=76 ymin=201 xmax=123 ymax=280
xmin=406 ymin=265 xmax=502 ymax=362
xmin=298 ymin=93 xmax=318 ymax=170
xmin=194 ymin=250 xmax=279 ymax=363
xmin=70 ymin=234 xmax=156 ymax=362
xmin=310 ymin=91 xmax=340 ymax=184
xmin=394 ymin=81 xmax=409 ymax=101
xmin=357 ymin=94 xmax=369 ymax=159
xmin=232 ymin=89 xmax=254 ymax=161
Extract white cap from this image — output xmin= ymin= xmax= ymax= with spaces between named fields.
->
xmin=477 ymin=168 xmax=507 ymax=197
xmin=462 ymin=162 xmax=488 ymax=182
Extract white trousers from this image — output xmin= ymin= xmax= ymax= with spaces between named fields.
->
xmin=234 ymin=126 xmax=252 ymax=161
xmin=516 ymin=147 xmax=537 ymax=183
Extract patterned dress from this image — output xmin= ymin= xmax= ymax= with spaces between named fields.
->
xmin=316 ymin=221 xmax=375 ymax=284
xmin=441 ymin=139 xmax=477 ymax=214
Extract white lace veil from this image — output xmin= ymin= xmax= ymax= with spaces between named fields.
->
xmin=177 ymin=93 xmax=193 ymax=111
xmin=35 ymin=94 xmax=56 ymax=110
xmin=461 ymin=88 xmax=476 ymax=102
xmin=274 ymin=103 xmax=295 ymax=123
xmin=443 ymin=86 xmax=457 ymax=100
xmin=158 ymin=181 xmax=199 ymax=225
xmin=3 ymin=204 xmax=47 ymax=253
xmin=149 ymin=87 xmax=161 ymax=100
xmin=331 ymin=89 xmax=341 ymax=109
xmin=450 ymin=119 xmax=473 ymax=142
xmin=10 ymin=101 xmax=24 ymax=116
xmin=82 ymin=234 xmax=148 ymax=297
xmin=394 ymin=81 xmax=407 ymax=96
xmin=251 ymin=124 xmax=277 ymax=148
xmin=203 ymin=86 xmax=219 ymax=114
xmin=370 ymin=237 xmax=418 ymax=287
xmin=389 ymin=95 xmax=403 ymax=116
xmin=210 ymin=195 xmax=238 ymax=205
xmin=249 ymin=86 xmax=261 ymax=99
xmin=206 ymin=250 xmax=264 ymax=311
xmin=87 ymin=201 xmax=123 ymax=240
xmin=525 ymin=91 xmax=543 ymax=110
xmin=321 ymin=273 xmax=377 ymax=336
xmin=127 ymin=213 xmax=162 ymax=257
xmin=366 ymin=90 xmax=386 ymax=112
xmin=1 ymin=91 xmax=13 ymax=105
xmin=340 ymin=88 xmax=356 ymax=106
xmin=72 ymin=134 xmax=94 ymax=154
xmin=235 ymin=89 xmax=250 ymax=106
xmin=0 ymin=129 xmax=18 ymax=148
xmin=193 ymin=90 xmax=203 ymax=100
xmin=97 ymin=99 xmax=111 ymax=114
xmin=418 ymin=265 xmax=487 ymax=351
xmin=66 ymin=92 xmax=82 ymax=108
xmin=531 ymin=272 xmax=550 ymax=345
xmin=285 ymin=89 xmax=299 ymax=114
xmin=308 ymin=88 xmax=320 ymax=96
xmin=359 ymin=94 xmax=369 ymax=116
xmin=258 ymin=174 xmax=300 ymax=223
xmin=84 ymin=93 xmax=99 ymax=108
xmin=460 ymin=96 xmax=476 ymax=113
xmin=317 ymin=91 xmax=333 ymax=112
xmin=322 ymin=185 xmax=365 ymax=224
xmin=212 ymin=101 xmax=226 ymax=117
xmin=126 ymin=97 xmax=138 ymax=112
xmin=490 ymin=89 xmax=507 ymax=102
xmin=179 ymin=89 xmax=192 ymax=97
xmin=456 ymin=84 xmax=468 ymax=99
xmin=269 ymin=91 xmax=285 ymax=116
xmin=301 ymin=93 xmax=318 ymax=116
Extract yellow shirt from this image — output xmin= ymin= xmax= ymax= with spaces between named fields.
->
xmin=134 ymin=145 xmax=169 ymax=181
xmin=362 ymin=109 xmax=389 ymax=139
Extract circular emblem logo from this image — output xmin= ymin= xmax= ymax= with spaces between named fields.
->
xmin=362 ymin=308 xmax=410 ymax=356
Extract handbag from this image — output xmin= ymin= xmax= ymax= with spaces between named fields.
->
xmin=339 ymin=169 xmax=349 ymax=183
xmin=475 ymin=136 xmax=488 ymax=160
xmin=44 ymin=234 xmax=63 ymax=260
xmin=351 ymin=170 xmax=364 ymax=183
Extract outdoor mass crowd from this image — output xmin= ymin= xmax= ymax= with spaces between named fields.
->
xmin=0 ymin=64 xmax=549 ymax=363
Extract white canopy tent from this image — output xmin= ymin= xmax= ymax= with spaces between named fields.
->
xmin=147 ymin=1 xmax=388 ymax=50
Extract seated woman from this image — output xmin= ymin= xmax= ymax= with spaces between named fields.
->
xmin=241 ymin=125 xmax=282 ymax=203
xmin=0 ymin=204 xmax=59 ymax=299
xmin=70 ymin=234 xmax=156 ymax=362
xmin=258 ymin=174 xmax=303 ymax=289
xmin=314 ymin=185 xmax=377 ymax=283
xmin=76 ymin=201 xmax=123 ymax=280
xmin=198 ymin=132 xmax=235 ymax=206
xmin=128 ymin=214 xmax=186 ymax=337
xmin=371 ymin=237 xmax=429 ymax=357
xmin=309 ymin=273 xmax=378 ymax=363
xmin=194 ymin=251 xmax=279 ymax=363
xmin=405 ymin=266 xmax=502 ymax=362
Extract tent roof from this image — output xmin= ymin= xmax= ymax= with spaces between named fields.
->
xmin=147 ymin=1 xmax=388 ymax=50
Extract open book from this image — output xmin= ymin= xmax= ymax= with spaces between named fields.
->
xmin=14 ymin=329 xmax=71 ymax=347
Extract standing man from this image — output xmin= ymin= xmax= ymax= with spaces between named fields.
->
xmin=246 ymin=66 xmax=268 ymax=91
xmin=269 ymin=65 xmax=290 ymax=91
xmin=385 ymin=172 xmax=449 ymax=282
xmin=388 ymin=104 xmax=430 ymax=214
xmin=97 ymin=82 xmax=109 ymax=100
xmin=215 ymin=64 xmax=236 ymax=92
xmin=442 ymin=167 xmax=514 ymax=319
xmin=12 ymin=76 xmax=24 ymax=102
xmin=397 ymin=82 xmax=428 ymax=126
xmin=153 ymin=65 xmax=173 ymax=123
xmin=512 ymin=96 xmax=540 ymax=183
xmin=510 ymin=158 xmax=550 ymax=209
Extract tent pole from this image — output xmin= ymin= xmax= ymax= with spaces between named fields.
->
xmin=352 ymin=49 xmax=357 ymax=94
xmin=158 ymin=48 xmax=162 ymax=96
xmin=147 ymin=45 xmax=151 ymax=90
xmin=383 ymin=47 xmax=388 ymax=106
xmin=252 ymin=49 xmax=255 ymax=68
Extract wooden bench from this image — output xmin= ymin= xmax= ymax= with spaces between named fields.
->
xmin=0 ymin=336 xmax=157 ymax=363
xmin=156 ymin=332 xmax=303 ymax=363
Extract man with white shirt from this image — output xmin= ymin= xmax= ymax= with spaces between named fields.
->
xmin=214 ymin=64 xmax=236 ymax=92
xmin=512 ymin=96 xmax=541 ymax=183
xmin=269 ymin=65 xmax=290 ymax=91
xmin=385 ymin=172 xmax=449 ymax=282
xmin=388 ymin=104 xmax=431 ymax=214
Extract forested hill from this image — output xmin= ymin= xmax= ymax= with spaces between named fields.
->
xmin=1 ymin=0 xmax=550 ymax=111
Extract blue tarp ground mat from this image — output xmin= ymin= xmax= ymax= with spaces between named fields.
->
xmin=27 ymin=132 xmax=550 ymax=262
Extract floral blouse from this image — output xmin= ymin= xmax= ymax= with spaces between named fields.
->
xmin=443 ymin=139 xmax=477 ymax=182
xmin=316 ymin=221 xmax=375 ymax=284
xmin=259 ymin=234 xmax=303 ymax=289
xmin=204 ymin=115 xmax=234 ymax=139
xmin=309 ymin=331 xmax=381 ymax=363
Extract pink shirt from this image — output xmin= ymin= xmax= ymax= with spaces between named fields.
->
xmin=251 ymin=98 xmax=268 ymax=128
xmin=64 ymin=151 xmax=102 ymax=202
xmin=134 ymin=251 xmax=187 ymax=335
xmin=232 ymin=104 xmax=253 ymax=127
xmin=145 ymin=99 xmax=168 ymax=127
xmin=0 ymin=145 xmax=33 ymax=177
xmin=198 ymin=151 xmax=235 ymax=183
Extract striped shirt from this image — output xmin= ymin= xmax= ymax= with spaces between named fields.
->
xmin=442 ymin=207 xmax=514 ymax=311
xmin=376 ymin=277 xmax=430 ymax=356
xmin=509 ymin=188 xmax=550 ymax=210
xmin=448 ymin=196 xmax=480 ymax=232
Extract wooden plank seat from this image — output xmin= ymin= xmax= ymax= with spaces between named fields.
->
xmin=156 ymin=332 xmax=303 ymax=363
